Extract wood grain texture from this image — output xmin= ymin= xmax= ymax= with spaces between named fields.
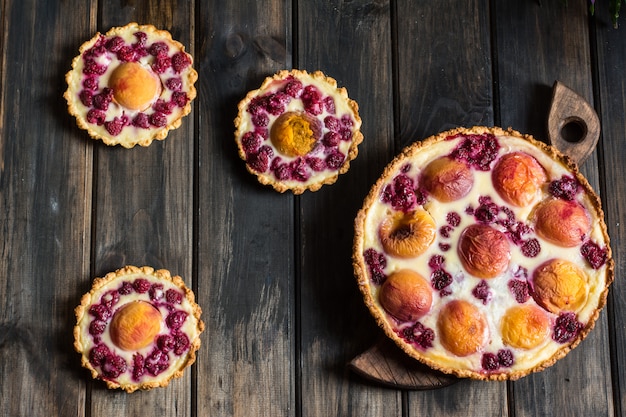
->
xmin=0 ymin=0 xmax=94 ymax=416
xmin=195 ymin=2 xmax=295 ymax=416
xmin=493 ymin=1 xmax=613 ymax=416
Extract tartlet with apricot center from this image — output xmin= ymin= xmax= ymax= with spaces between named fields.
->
xmin=74 ymin=266 xmax=204 ymax=392
xmin=353 ymin=126 xmax=613 ymax=380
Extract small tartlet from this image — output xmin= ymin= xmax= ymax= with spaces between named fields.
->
xmin=353 ymin=126 xmax=613 ymax=380
xmin=234 ymin=69 xmax=363 ymax=194
xmin=64 ymin=23 xmax=197 ymax=148
xmin=74 ymin=265 xmax=204 ymax=393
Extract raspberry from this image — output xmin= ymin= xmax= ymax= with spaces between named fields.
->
xmin=86 ymin=109 xmax=106 ymax=125
xmin=79 ymin=90 xmax=93 ymax=107
xmin=265 ymin=92 xmax=291 ymax=115
xmin=104 ymin=117 xmax=126 ymax=136
xmin=247 ymin=96 xmax=267 ymax=116
xmin=306 ymin=156 xmax=326 ymax=172
xmin=82 ymin=58 xmax=107 ymax=75
xmin=431 ymin=269 xmax=452 ymax=291
xmin=382 ymin=174 xmax=418 ymax=213
xmin=241 ymin=131 xmax=263 ymax=156
xmin=82 ymin=77 xmax=99 ymax=91
xmin=118 ymin=281 xmax=133 ymax=295
xmin=171 ymin=52 xmax=191 ymax=73
xmin=339 ymin=127 xmax=353 ymax=141
xmin=324 ymin=116 xmax=340 ymax=132
xmin=439 ymin=225 xmax=453 ymax=238
xmin=105 ymin=36 xmax=125 ymax=52
xmin=508 ymin=279 xmax=530 ymax=303
xmin=581 ymin=240 xmax=608 ymax=269
xmin=322 ymin=131 xmax=341 ymax=147
xmin=145 ymin=349 xmax=169 ymax=376
xmin=166 ymin=311 xmax=188 ymax=329
xmin=341 ymin=114 xmax=354 ymax=127
xmin=133 ymin=31 xmax=147 ymax=47
xmin=472 ymin=280 xmax=491 ymax=305
xmin=521 ymin=238 xmax=541 ymax=257
xmin=152 ymin=56 xmax=172 ymax=74
xmin=132 ymin=354 xmax=145 ymax=380
xmin=149 ymin=41 xmax=169 ymax=57
xmin=247 ymin=146 xmax=273 ymax=173
xmin=401 ymin=322 xmax=434 ymax=349
xmin=166 ymin=77 xmax=183 ymax=91
xmin=153 ymin=99 xmax=175 ymax=115
xmin=173 ymin=332 xmax=190 ymax=355
xmin=166 ymin=289 xmax=183 ymax=304
xmin=273 ymin=161 xmax=292 ymax=180
xmin=149 ymin=112 xmax=168 ymax=127
xmin=481 ymin=352 xmax=500 ymax=371
xmin=132 ymin=113 xmax=150 ymax=129
xmin=284 ymin=79 xmax=303 ymax=97
xmin=439 ymin=243 xmax=451 ymax=251
xmin=100 ymin=290 xmax=120 ymax=308
xmin=323 ymin=96 xmax=336 ymax=114
xmin=89 ymin=320 xmax=106 ymax=336
xmin=447 ymin=212 xmax=461 ymax=227
xmin=89 ymin=344 xmax=110 ymax=367
xmin=363 ymin=248 xmax=387 ymax=285
xmin=498 ymin=349 xmax=514 ymax=367
xmin=93 ymin=88 xmax=113 ymax=111
xmin=325 ymin=150 xmax=345 ymax=169
xmin=252 ymin=112 xmax=269 ymax=128
xmin=290 ymin=158 xmax=310 ymax=182
xmin=88 ymin=304 xmax=112 ymax=321
xmin=157 ymin=334 xmax=176 ymax=353
xmin=133 ymin=278 xmax=151 ymax=293
xmin=449 ymin=133 xmax=500 ymax=171
xmin=428 ymin=254 xmax=445 ymax=269
xmin=474 ymin=196 xmax=499 ymax=224
xmin=549 ymin=175 xmax=580 ymax=200
xmin=117 ymin=45 xmax=137 ymax=62
xmin=101 ymin=354 xmax=127 ymax=378
xmin=149 ymin=283 xmax=164 ymax=301
xmin=553 ymin=312 xmax=582 ymax=343
xmin=302 ymin=85 xmax=323 ymax=115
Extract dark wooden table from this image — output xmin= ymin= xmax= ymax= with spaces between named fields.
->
xmin=1 ymin=0 xmax=625 ymax=416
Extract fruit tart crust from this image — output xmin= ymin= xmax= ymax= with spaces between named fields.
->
xmin=352 ymin=126 xmax=614 ymax=381
xmin=74 ymin=265 xmax=204 ymax=392
xmin=234 ymin=69 xmax=363 ymax=194
xmin=64 ymin=23 xmax=198 ymax=148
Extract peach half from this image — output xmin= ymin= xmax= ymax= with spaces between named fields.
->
xmin=534 ymin=198 xmax=591 ymax=247
xmin=420 ymin=156 xmax=474 ymax=202
xmin=378 ymin=208 xmax=436 ymax=258
xmin=501 ymin=304 xmax=551 ymax=349
xmin=532 ymin=259 xmax=588 ymax=314
xmin=378 ymin=269 xmax=433 ymax=322
xmin=437 ymin=299 xmax=488 ymax=357
xmin=110 ymin=301 xmax=162 ymax=351
xmin=270 ymin=111 xmax=322 ymax=157
xmin=109 ymin=62 xmax=162 ymax=111
xmin=492 ymin=152 xmax=547 ymax=207
xmin=458 ymin=224 xmax=510 ymax=278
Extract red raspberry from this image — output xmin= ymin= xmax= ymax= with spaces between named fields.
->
xmin=171 ymin=52 xmax=191 ymax=73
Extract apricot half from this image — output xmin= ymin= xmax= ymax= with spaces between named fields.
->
xmin=534 ymin=198 xmax=591 ymax=247
xmin=270 ymin=112 xmax=322 ymax=157
xmin=492 ymin=152 xmax=547 ymax=207
xmin=378 ymin=269 xmax=433 ymax=322
xmin=437 ymin=300 xmax=488 ymax=357
xmin=110 ymin=301 xmax=162 ymax=351
xmin=109 ymin=62 xmax=162 ymax=111
xmin=501 ymin=304 xmax=551 ymax=349
xmin=378 ymin=209 xmax=436 ymax=258
xmin=458 ymin=224 xmax=510 ymax=278
xmin=532 ymin=259 xmax=588 ymax=314
xmin=420 ymin=157 xmax=474 ymax=202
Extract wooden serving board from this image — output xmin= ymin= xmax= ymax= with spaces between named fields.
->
xmin=348 ymin=81 xmax=600 ymax=390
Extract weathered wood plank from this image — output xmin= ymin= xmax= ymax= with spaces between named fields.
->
xmin=296 ymin=1 xmax=403 ymax=416
xmin=0 ymin=0 xmax=95 ymax=416
xmin=594 ymin=4 xmax=626 ymax=417
xmin=494 ymin=1 xmax=613 ymax=416
xmin=393 ymin=1 xmax=507 ymax=415
xmin=87 ymin=1 xmax=195 ymax=415
xmin=195 ymin=1 xmax=295 ymax=416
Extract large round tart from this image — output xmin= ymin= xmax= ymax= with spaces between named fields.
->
xmin=74 ymin=266 xmax=204 ymax=392
xmin=353 ymin=126 xmax=613 ymax=380
xmin=234 ymin=69 xmax=363 ymax=194
xmin=64 ymin=23 xmax=197 ymax=148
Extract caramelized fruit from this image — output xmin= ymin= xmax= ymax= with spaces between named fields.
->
xmin=534 ymin=198 xmax=591 ymax=247
xmin=458 ymin=224 xmax=510 ymax=278
xmin=379 ymin=269 xmax=433 ymax=322
xmin=532 ymin=259 xmax=588 ymax=314
xmin=501 ymin=304 xmax=551 ymax=349
xmin=110 ymin=301 xmax=162 ymax=351
xmin=437 ymin=300 xmax=488 ymax=357
xmin=108 ymin=62 xmax=162 ymax=111
xmin=378 ymin=209 xmax=436 ymax=258
xmin=420 ymin=157 xmax=474 ymax=202
xmin=492 ymin=152 xmax=547 ymax=207
xmin=270 ymin=111 xmax=322 ymax=157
